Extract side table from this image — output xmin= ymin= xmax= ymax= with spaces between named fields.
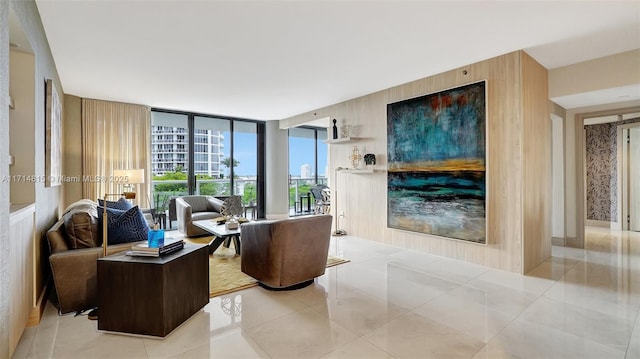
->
xmin=97 ymin=243 xmax=209 ymax=337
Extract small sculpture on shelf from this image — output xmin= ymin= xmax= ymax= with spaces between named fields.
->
xmin=332 ymin=119 xmax=338 ymax=139
xmin=349 ymin=145 xmax=363 ymax=169
xmin=364 ymin=153 xmax=376 ymax=167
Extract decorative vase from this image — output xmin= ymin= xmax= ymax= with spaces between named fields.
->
xmin=148 ymin=228 xmax=165 ymax=248
xmin=340 ymin=123 xmax=351 ymax=138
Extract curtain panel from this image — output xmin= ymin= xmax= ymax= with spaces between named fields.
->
xmin=82 ymin=99 xmax=151 ymax=208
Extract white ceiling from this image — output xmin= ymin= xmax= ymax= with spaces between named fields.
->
xmin=32 ymin=0 xmax=640 ymax=121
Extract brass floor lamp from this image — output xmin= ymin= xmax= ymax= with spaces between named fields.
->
xmin=332 ymin=167 xmax=346 ymax=236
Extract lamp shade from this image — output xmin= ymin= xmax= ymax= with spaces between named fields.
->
xmin=114 ymin=169 xmax=145 ymax=184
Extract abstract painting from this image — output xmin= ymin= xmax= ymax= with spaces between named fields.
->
xmin=45 ymin=79 xmax=62 ymax=187
xmin=387 ymin=81 xmax=486 ymax=244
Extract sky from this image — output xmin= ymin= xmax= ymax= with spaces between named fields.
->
xmin=223 ymin=131 xmax=327 ymax=177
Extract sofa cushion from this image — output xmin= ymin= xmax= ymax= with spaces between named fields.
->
xmin=63 ymin=210 xmax=101 ymax=249
xmin=98 ymin=205 xmax=150 ymax=244
xmin=191 ymin=211 xmax=221 ymax=221
xmin=208 ymin=197 xmax=224 ymax=213
xmin=62 ymin=201 xmax=100 ymax=249
xmin=98 ymin=197 xmax=133 ymax=211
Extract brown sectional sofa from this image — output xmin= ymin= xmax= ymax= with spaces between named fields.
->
xmin=46 ymin=199 xmax=146 ymax=314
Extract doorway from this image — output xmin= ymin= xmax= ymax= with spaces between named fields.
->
xmin=622 ymin=124 xmax=640 ymax=231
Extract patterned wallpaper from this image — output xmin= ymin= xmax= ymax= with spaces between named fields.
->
xmin=585 ymin=118 xmax=640 ymax=222
xmin=585 ymin=123 xmax=617 ymax=221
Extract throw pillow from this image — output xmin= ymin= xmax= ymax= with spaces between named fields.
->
xmin=63 ymin=210 xmax=100 ymax=249
xmin=97 ymin=197 xmax=133 ymax=211
xmin=98 ymin=205 xmax=149 ymax=244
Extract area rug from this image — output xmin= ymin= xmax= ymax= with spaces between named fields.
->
xmin=182 ymin=235 xmax=350 ymax=297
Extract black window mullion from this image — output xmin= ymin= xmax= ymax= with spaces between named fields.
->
xmin=187 ymin=114 xmax=196 ymax=194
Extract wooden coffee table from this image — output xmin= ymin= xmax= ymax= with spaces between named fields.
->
xmin=97 ymin=243 xmax=209 ymax=337
xmin=193 ymin=219 xmax=243 ymax=255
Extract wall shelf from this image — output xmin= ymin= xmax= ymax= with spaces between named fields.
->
xmin=324 ymin=137 xmax=361 ymax=144
xmin=342 ymin=168 xmax=375 ymax=174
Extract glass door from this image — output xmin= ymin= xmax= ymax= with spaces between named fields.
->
xmin=150 ymin=111 xmax=190 ymax=199
xmin=288 ymin=127 xmax=328 ymax=215
xmin=194 ymin=116 xmax=230 ymax=196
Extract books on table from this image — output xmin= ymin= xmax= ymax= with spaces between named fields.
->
xmin=126 ymin=239 xmax=185 ymax=257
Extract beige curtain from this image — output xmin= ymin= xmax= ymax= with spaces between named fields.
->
xmin=82 ymin=99 xmax=151 ymax=208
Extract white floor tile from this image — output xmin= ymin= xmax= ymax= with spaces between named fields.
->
xmin=14 ymin=226 xmax=640 ymax=359
xmin=362 ymin=312 xmax=485 ymax=358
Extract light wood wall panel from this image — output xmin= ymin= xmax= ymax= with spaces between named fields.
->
xmin=9 ymin=204 xmax=35 ymax=357
xmin=521 ymin=52 xmax=552 ymax=273
xmin=282 ymin=51 xmax=550 ymax=273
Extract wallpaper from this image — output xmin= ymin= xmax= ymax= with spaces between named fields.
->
xmin=585 ymin=123 xmax=617 ymax=221
xmin=585 ymin=118 xmax=640 ymax=222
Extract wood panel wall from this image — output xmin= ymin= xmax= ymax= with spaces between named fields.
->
xmin=521 ymin=52 xmax=552 ymax=273
xmin=9 ymin=204 xmax=35 ymax=357
xmin=281 ymin=51 xmax=551 ymax=274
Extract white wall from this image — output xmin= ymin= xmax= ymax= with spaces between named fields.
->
xmin=0 ymin=2 xmax=11 ymax=357
xmin=265 ymin=120 xmax=289 ymax=219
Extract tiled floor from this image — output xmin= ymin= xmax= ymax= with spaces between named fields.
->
xmin=12 ymin=227 xmax=640 ymax=358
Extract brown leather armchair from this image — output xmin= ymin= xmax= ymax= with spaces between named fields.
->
xmin=240 ymin=215 xmax=332 ymax=289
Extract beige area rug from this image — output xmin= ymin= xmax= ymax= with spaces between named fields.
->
xmin=180 ymin=234 xmax=350 ymax=298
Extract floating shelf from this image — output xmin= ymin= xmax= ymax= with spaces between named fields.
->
xmin=324 ymin=137 xmax=361 ymax=144
xmin=342 ymin=168 xmax=374 ymax=174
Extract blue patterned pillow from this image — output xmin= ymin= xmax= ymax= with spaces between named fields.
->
xmin=97 ymin=197 xmax=133 ymax=211
xmin=98 ymin=205 xmax=149 ymax=244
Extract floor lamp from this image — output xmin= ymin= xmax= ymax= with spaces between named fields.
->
xmin=332 ymin=167 xmax=347 ymax=236
xmin=113 ymin=169 xmax=145 ymax=206
xmin=103 ymin=169 xmax=144 ymax=256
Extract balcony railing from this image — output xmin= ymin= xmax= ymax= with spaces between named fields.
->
xmin=289 ymin=177 xmax=328 ymax=215
xmin=150 ymin=178 xmax=258 ymax=207
xmin=150 ymin=176 xmax=327 ymax=215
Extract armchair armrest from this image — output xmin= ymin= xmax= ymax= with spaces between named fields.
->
xmin=175 ymin=197 xmax=193 ymax=234
xmin=49 ymin=247 xmax=101 ymax=314
xmin=49 ymin=241 xmax=144 ymax=314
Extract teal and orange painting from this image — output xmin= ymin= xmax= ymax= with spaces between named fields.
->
xmin=387 ymin=81 xmax=486 ymax=244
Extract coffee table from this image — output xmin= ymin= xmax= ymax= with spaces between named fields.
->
xmin=193 ymin=219 xmax=243 ymax=255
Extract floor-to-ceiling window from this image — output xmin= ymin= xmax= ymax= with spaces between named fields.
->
xmin=288 ymin=127 xmax=328 ymax=215
xmin=151 ymin=109 xmax=264 ymax=221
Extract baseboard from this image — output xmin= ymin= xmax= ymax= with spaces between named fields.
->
xmin=585 ymin=219 xmax=613 ymax=228
xmin=564 ymin=236 xmax=583 ymax=249
xmin=551 ymin=237 xmax=565 ymax=246
xmin=27 ymin=278 xmax=51 ymax=327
